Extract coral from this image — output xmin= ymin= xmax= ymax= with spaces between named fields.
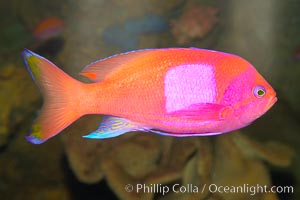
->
xmin=0 ymin=115 xmax=66 ymax=200
xmin=0 ymin=64 xmax=39 ymax=147
xmin=170 ymin=3 xmax=219 ymax=45
xmin=63 ymin=128 xmax=294 ymax=200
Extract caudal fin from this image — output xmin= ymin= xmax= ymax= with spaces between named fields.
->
xmin=22 ymin=49 xmax=84 ymax=144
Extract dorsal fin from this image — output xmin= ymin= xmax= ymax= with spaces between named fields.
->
xmin=80 ymin=49 xmax=155 ymax=82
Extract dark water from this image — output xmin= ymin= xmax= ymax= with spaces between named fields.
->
xmin=0 ymin=0 xmax=299 ymax=199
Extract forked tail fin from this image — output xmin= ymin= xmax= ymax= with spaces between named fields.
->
xmin=22 ymin=49 xmax=85 ymax=144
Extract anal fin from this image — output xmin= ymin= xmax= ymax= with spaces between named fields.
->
xmin=82 ymin=116 xmax=144 ymax=139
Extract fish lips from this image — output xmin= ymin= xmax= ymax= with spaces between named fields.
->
xmin=266 ymin=96 xmax=277 ymax=110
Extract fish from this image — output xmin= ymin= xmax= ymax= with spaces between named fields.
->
xmin=32 ymin=17 xmax=64 ymax=41
xmin=22 ymin=48 xmax=277 ymax=144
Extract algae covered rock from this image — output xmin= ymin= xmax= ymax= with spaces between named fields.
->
xmin=0 ymin=64 xmax=39 ymax=147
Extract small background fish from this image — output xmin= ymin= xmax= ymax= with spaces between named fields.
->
xmin=32 ymin=17 xmax=64 ymax=41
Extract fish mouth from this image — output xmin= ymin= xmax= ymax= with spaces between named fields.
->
xmin=266 ymin=96 xmax=277 ymax=110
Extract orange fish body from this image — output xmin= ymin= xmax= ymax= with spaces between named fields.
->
xmin=22 ymin=48 xmax=277 ymax=144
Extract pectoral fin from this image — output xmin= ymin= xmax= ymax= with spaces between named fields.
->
xmin=82 ymin=116 xmax=144 ymax=139
xmin=168 ymin=103 xmax=233 ymax=121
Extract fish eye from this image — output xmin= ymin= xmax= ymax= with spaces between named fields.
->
xmin=253 ymin=86 xmax=266 ymax=98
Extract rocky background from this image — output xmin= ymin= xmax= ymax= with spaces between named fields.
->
xmin=0 ymin=0 xmax=299 ymax=199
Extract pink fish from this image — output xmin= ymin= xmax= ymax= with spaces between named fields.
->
xmin=22 ymin=48 xmax=277 ymax=144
